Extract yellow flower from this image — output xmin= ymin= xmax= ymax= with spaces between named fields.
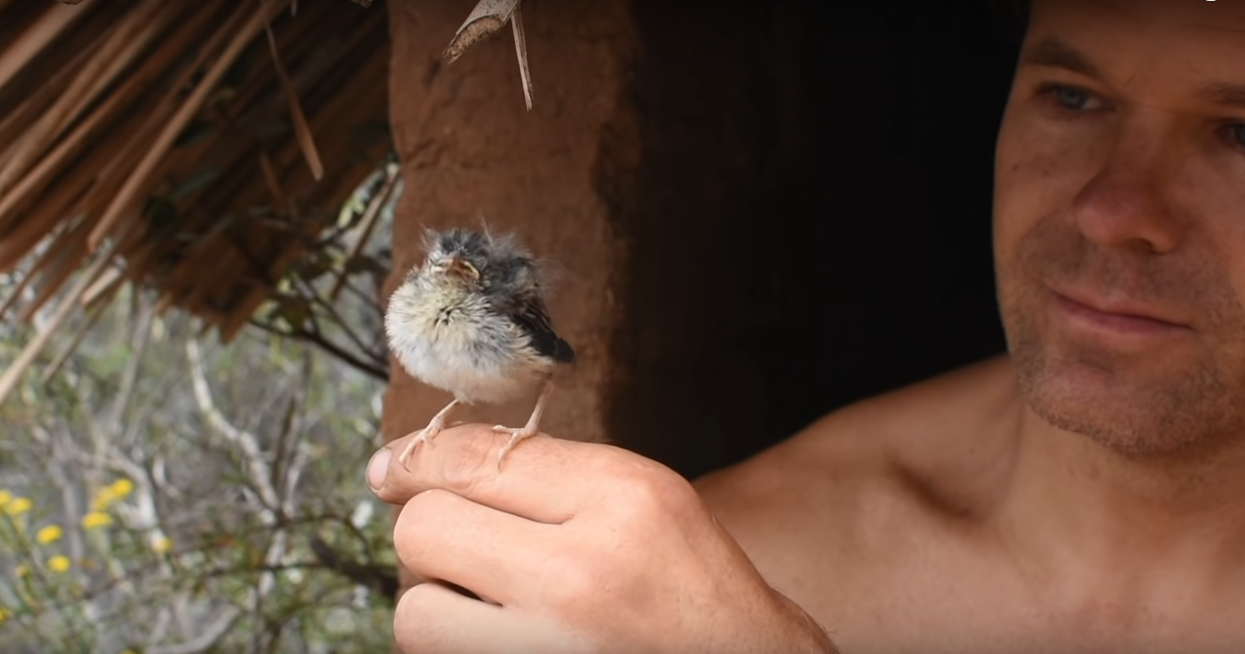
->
xmin=0 ymin=490 xmax=11 ymax=507
xmin=3 ymin=496 xmax=31 ymax=516
xmin=0 ymin=606 xmax=9 ymax=624
xmin=109 ymin=478 xmax=134 ymax=500
xmin=81 ymin=512 xmax=113 ymax=530
xmin=35 ymin=524 xmax=63 ymax=544
xmin=91 ymin=487 xmax=115 ymax=511
xmin=47 ymin=555 xmax=70 ymax=573
xmin=151 ymin=535 xmax=173 ymax=554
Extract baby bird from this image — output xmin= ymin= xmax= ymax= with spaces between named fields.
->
xmin=384 ymin=227 xmax=575 ymax=469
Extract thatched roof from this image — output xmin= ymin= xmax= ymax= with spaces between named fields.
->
xmin=0 ymin=0 xmax=391 ymax=350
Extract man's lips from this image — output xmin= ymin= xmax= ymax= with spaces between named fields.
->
xmin=1050 ymin=289 xmax=1192 ymax=336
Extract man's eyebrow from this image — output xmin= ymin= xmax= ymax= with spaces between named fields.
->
xmin=1019 ymin=37 xmax=1103 ymax=79
xmin=1200 ymin=83 xmax=1245 ymax=110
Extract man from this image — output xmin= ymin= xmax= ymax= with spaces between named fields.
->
xmin=367 ymin=0 xmax=1245 ymax=651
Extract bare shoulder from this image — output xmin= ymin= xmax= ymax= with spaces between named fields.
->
xmin=694 ymin=355 xmax=1020 ymax=613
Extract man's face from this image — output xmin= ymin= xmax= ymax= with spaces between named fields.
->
xmin=995 ymin=0 xmax=1245 ymax=457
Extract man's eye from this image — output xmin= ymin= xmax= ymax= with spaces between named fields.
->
xmin=1042 ymin=85 xmax=1101 ymax=112
xmin=1227 ymin=124 xmax=1245 ymax=150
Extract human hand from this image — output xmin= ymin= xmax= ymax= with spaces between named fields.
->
xmin=367 ymin=424 xmax=839 ymax=654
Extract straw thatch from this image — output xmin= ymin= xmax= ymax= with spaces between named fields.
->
xmin=0 ymin=0 xmax=391 ymax=371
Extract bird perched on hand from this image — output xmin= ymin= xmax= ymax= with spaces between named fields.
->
xmin=384 ymin=226 xmax=575 ymax=469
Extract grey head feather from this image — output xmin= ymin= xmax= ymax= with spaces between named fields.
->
xmin=418 ymin=226 xmax=575 ymax=364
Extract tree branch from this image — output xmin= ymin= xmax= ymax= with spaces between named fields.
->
xmin=186 ymin=339 xmax=281 ymax=515
xmin=247 ymin=318 xmax=388 ymax=381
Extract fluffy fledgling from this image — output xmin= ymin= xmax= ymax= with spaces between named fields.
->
xmin=384 ymin=227 xmax=575 ymax=469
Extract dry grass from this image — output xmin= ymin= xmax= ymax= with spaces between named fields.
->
xmin=0 ymin=0 xmax=391 ymax=396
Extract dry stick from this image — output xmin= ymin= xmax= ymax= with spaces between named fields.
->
xmin=87 ymin=0 xmax=292 ymax=251
xmin=258 ymin=151 xmax=289 ymax=209
xmin=442 ymin=0 xmax=532 ymax=109
xmin=0 ymin=0 xmax=146 ymax=196
xmin=327 ymin=169 xmax=397 ymax=303
xmin=0 ymin=257 xmax=37 ymax=321
xmin=80 ymin=261 xmax=122 ymax=307
xmin=0 ymin=171 xmax=91 ymax=272
xmin=38 ymin=284 xmax=114 ymax=385
xmin=18 ymin=232 xmax=91 ymax=323
xmin=68 ymin=0 xmax=172 ymax=127
xmin=82 ymin=0 xmax=238 ymax=203
xmin=511 ymin=5 xmax=533 ymax=111
xmin=197 ymin=11 xmax=385 ymax=333
xmin=226 ymin=0 xmax=373 ymax=201
xmin=0 ymin=1 xmax=224 ymax=256
xmin=0 ymin=235 xmax=121 ymax=407
xmin=0 ymin=36 xmax=95 ymax=174
xmin=0 ymin=2 xmax=89 ymax=98
xmin=261 ymin=1 xmax=324 ymax=180
xmin=442 ymin=0 xmax=521 ymax=65
xmin=212 ymin=1 xmax=382 ymax=217
xmin=0 ymin=29 xmax=165 ymax=246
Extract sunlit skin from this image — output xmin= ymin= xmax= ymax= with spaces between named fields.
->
xmin=370 ymin=1 xmax=1245 ymax=652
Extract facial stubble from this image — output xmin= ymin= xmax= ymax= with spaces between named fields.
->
xmin=999 ymin=218 xmax=1245 ymax=459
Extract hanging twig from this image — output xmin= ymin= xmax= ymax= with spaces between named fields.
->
xmin=261 ymin=0 xmax=324 ymax=181
xmin=510 ymin=5 xmax=532 ymax=111
xmin=443 ymin=0 xmax=533 ymax=110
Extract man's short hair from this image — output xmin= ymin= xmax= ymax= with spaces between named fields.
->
xmin=982 ymin=0 xmax=1030 ymax=22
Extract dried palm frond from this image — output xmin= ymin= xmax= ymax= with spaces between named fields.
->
xmin=0 ymin=0 xmax=390 ymax=402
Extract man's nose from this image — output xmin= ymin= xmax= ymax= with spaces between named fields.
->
xmin=1071 ymin=116 xmax=1185 ymax=255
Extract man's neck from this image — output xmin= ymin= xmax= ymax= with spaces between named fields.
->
xmin=994 ymin=404 xmax=1245 ymax=598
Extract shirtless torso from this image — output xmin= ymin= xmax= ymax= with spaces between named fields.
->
xmin=700 ymin=356 xmax=1245 ymax=654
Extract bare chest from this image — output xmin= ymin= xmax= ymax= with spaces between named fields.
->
xmin=777 ymin=536 xmax=1245 ymax=654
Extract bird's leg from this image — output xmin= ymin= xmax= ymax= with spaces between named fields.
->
xmin=492 ymin=379 xmax=555 ymax=470
xmin=398 ymin=398 xmax=461 ymax=468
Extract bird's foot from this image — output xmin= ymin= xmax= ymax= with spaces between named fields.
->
xmin=396 ymin=399 xmax=463 ymax=469
xmin=491 ymin=425 xmax=541 ymax=470
xmin=397 ymin=421 xmax=448 ymax=469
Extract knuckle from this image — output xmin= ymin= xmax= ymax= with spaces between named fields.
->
xmin=396 ymin=488 xmax=452 ymax=535
xmin=393 ymin=490 xmax=456 ymax=569
xmin=611 ymin=461 xmax=700 ymax=521
xmin=396 ymin=582 xmax=435 ymax=615
xmin=393 ymin=583 xmax=441 ymax=645
xmin=435 ymin=428 xmax=495 ymax=492
xmin=544 ymin=554 xmax=614 ymax=609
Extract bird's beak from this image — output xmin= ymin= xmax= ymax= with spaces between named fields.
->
xmin=446 ymin=257 xmax=479 ymax=281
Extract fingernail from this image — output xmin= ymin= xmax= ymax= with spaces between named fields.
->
xmin=367 ymin=448 xmax=391 ymax=491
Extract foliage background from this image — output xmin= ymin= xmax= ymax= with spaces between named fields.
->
xmin=0 ymin=168 xmax=401 ymax=654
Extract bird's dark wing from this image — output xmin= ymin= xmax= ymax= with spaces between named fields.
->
xmin=508 ymin=295 xmax=576 ymax=364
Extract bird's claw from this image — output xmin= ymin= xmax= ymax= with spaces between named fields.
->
xmin=397 ymin=425 xmax=442 ymax=469
xmin=491 ymin=425 xmax=539 ymax=470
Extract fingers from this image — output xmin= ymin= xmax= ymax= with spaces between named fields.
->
xmin=394 ymin=488 xmax=556 ymax=606
xmin=370 ymin=423 xmax=630 ymax=524
xmin=395 ymin=582 xmax=583 ymax=654
xmin=394 ymin=582 xmax=501 ymax=653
